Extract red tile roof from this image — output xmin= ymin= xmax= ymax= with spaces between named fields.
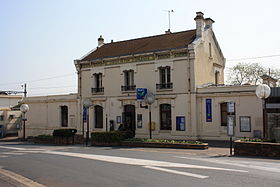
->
xmin=81 ymin=29 xmax=196 ymax=61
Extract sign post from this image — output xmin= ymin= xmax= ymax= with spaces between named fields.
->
xmin=227 ymin=101 xmax=235 ymax=156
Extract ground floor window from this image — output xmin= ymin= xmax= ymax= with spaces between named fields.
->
xmin=95 ymin=105 xmax=103 ymax=128
xmin=220 ymin=103 xmax=227 ymax=126
xmin=61 ymin=106 xmax=68 ymax=127
xmin=160 ymin=104 xmax=172 ymax=130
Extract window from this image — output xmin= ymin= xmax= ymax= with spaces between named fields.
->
xmin=61 ymin=106 xmax=68 ymax=127
xmin=95 ymin=105 xmax=103 ymax=128
xmin=215 ymin=71 xmax=219 ymax=84
xmin=0 ymin=115 xmax=4 ymax=121
xmin=209 ymin=43 xmax=212 ymax=58
xmin=92 ymin=73 xmax=103 ymax=93
xmin=160 ymin=104 xmax=172 ymax=130
xmin=220 ymin=103 xmax=227 ymax=126
xmin=157 ymin=66 xmax=172 ymax=89
xmin=122 ymin=70 xmax=135 ymax=91
xmin=9 ymin=115 xmax=14 ymax=119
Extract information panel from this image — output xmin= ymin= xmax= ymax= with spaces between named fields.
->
xmin=176 ymin=116 xmax=186 ymax=131
xmin=136 ymin=88 xmax=147 ymax=101
xmin=206 ymin=99 xmax=212 ymax=122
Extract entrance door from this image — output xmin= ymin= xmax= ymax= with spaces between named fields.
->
xmin=123 ymin=105 xmax=136 ymax=137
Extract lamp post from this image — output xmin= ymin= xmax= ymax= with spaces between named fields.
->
xmin=83 ymin=98 xmax=93 ymax=146
xmin=256 ymin=84 xmax=271 ymax=138
xmin=20 ymin=104 xmax=29 ymax=141
xmin=144 ymin=91 xmax=155 ymax=139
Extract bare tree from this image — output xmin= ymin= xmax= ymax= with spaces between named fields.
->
xmin=227 ymin=62 xmax=279 ymax=85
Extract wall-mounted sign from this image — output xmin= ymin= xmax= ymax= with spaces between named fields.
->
xmin=227 ymin=102 xmax=235 ymax=113
xmin=137 ymin=114 xmax=142 ymax=128
xmin=116 ymin=116 xmax=121 ymax=124
xmin=176 ymin=116 xmax=185 ymax=131
xmin=240 ymin=116 xmax=251 ymax=132
xmin=136 ymin=88 xmax=147 ymax=101
xmin=83 ymin=107 xmax=87 ymax=122
xmin=206 ymin=99 xmax=212 ymax=122
xmin=227 ymin=115 xmax=235 ymax=136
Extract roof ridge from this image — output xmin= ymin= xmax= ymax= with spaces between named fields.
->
xmin=102 ymin=29 xmax=196 ymax=46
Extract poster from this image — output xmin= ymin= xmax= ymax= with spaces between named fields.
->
xmin=137 ymin=114 xmax=142 ymax=128
xmin=240 ymin=116 xmax=251 ymax=132
xmin=176 ymin=116 xmax=185 ymax=131
xmin=206 ymin=99 xmax=212 ymax=122
xmin=227 ymin=115 xmax=235 ymax=136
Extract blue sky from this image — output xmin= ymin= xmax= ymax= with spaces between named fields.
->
xmin=1 ymin=0 xmax=280 ymax=96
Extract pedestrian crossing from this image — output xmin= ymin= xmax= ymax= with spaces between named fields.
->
xmin=0 ymin=151 xmax=28 ymax=158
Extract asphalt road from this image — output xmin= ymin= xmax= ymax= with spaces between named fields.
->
xmin=0 ymin=142 xmax=280 ymax=187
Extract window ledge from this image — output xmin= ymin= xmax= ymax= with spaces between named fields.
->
xmin=156 ymin=88 xmax=173 ymax=92
xmin=92 ymin=92 xmax=104 ymax=95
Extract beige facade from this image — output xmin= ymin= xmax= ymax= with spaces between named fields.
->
xmin=0 ymin=95 xmax=22 ymax=108
xmin=74 ymin=12 xmax=235 ymax=140
xmin=19 ymin=94 xmax=79 ymax=137
xmin=0 ymin=108 xmax=21 ymax=136
xmin=197 ymin=85 xmax=263 ymax=140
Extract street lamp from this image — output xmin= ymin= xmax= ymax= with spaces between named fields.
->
xmin=20 ymin=104 xmax=29 ymax=141
xmin=144 ymin=91 xmax=155 ymax=139
xmin=256 ymin=84 xmax=271 ymax=138
xmin=83 ymin=98 xmax=93 ymax=146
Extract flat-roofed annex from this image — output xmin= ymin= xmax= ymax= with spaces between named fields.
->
xmin=81 ymin=29 xmax=196 ymax=61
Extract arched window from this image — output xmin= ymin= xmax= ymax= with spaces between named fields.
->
xmin=95 ymin=105 xmax=103 ymax=128
xmin=160 ymin=104 xmax=172 ymax=130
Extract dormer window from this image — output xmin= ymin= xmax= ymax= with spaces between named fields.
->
xmin=92 ymin=73 xmax=104 ymax=93
xmin=157 ymin=66 xmax=173 ymax=90
xmin=121 ymin=70 xmax=135 ymax=91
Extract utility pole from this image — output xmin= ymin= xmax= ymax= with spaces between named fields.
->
xmin=24 ymin=83 xmax=27 ymax=97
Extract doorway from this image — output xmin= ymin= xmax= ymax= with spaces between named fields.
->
xmin=123 ymin=105 xmax=136 ymax=137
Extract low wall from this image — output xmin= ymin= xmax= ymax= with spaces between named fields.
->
xmin=234 ymin=140 xmax=280 ymax=158
xmin=92 ymin=141 xmax=208 ymax=149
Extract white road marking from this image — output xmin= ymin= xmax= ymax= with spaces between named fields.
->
xmin=43 ymin=150 xmax=247 ymax=179
xmin=143 ymin=166 xmax=209 ymax=179
xmin=0 ymin=168 xmax=46 ymax=187
xmin=1 ymin=152 xmax=26 ymax=155
xmin=0 ymin=145 xmax=248 ymax=179
xmin=0 ymin=146 xmax=26 ymax=151
xmin=175 ymin=156 xmax=280 ymax=173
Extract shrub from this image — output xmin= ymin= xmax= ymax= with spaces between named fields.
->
xmin=53 ymin=129 xmax=77 ymax=137
xmin=125 ymin=138 xmax=203 ymax=144
xmin=91 ymin=131 xmax=126 ymax=143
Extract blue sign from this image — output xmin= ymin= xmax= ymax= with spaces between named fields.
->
xmin=176 ymin=116 xmax=185 ymax=131
xmin=83 ymin=107 xmax=87 ymax=122
xmin=136 ymin=88 xmax=147 ymax=101
xmin=206 ymin=99 xmax=212 ymax=122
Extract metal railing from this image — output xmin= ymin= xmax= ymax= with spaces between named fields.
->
xmin=91 ymin=87 xmax=104 ymax=93
xmin=156 ymin=83 xmax=173 ymax=90
xmin=121 ymin=85 xmax=136 ymax=91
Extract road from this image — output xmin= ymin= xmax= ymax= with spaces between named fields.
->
xmin=0 ymin=141 xmax=280 ymax=187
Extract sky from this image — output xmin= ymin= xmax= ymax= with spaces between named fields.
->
xmin=0 ymin=0 xmax=280 ymax=96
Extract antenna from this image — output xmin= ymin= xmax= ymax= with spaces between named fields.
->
xmin=163 ymin=9 xmax=174 ymax=31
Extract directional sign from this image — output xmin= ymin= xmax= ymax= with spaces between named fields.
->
xmin=136 ymin=88 xmax=147 ymax=101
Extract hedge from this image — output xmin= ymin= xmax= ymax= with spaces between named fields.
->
xmin=91 ymin=131 xmax=128 ymax=143
xmin=53 ymin=129 xmax=77 ymax=137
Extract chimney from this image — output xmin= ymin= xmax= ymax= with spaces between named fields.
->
xmin=205 ymin=18 xmax=215 ymax=30
xmin=98 ymin=35 xmax=104 ymax=47
xmin=165 ymin=29 xmax=171 ymax=34
xmin=194 ymin=11 xmax=204 ymax=38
